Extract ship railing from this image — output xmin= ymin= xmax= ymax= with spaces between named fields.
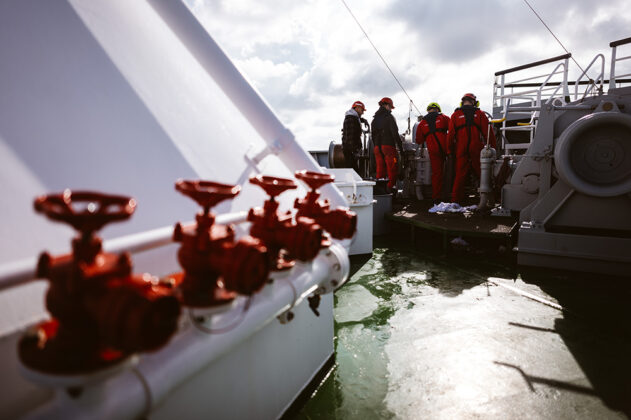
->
xmin=609 ymin=37 xmax=631 ymax=91
xmin=573 ymin=54 xmax=605 ymax=100
xmin=498 ymin=66 xmax=565 ymax=153
xmin=493 ymin=54 xmax=570 ymax=155
xmin=493 ymin=54 xmax=570 ymax=109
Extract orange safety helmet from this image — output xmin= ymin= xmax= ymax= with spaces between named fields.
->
xmin=379 ymin=97 xmax=395 ymax=108
xmin=352 ymin=101 xmax=366 ymax=111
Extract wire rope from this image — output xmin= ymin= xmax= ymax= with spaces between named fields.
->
xmin=522 ymin=0 xmax=598 ymax=94
xmin=339 ymin=0 xmax=422 ymax=115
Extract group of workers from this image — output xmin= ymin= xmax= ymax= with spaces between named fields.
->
xmin=341 ymin=93 xmax=496 ymax=204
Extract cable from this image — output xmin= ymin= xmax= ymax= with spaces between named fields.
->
xmin=522 ymin=0 xmax=595 ymax=90
xmin=339 ymin=0 xmax=422 ymax=115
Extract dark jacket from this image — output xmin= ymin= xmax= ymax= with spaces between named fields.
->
xmin=342 ymin=109 xmax=363 ymax=152
xmin=371 ymin=106 xmax=401 ymax=150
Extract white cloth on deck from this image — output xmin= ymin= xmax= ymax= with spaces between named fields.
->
xmin=428 ymin=202 xmax=477 ymax=213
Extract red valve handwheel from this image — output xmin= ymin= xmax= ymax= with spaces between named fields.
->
xmin=33 ymin=190 xmax=136 ymax=235
xmin=175 ymin=180 xmax=240 ymax=213
xmin=295 ymin=170 xmax=335 ymax=191
xmin=249 ymin=175 xmax=297 ymax=198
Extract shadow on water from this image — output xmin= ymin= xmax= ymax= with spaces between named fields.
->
xmin=520 ymin=268 xmax=631 ymax=417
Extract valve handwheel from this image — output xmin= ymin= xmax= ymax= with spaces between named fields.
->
xmin=22 ymin=189 xmax=182 ymax=378
xmin=34 ymin=190 xmax=136 ymax=236
xmin=295 ymin=170 xmax=334 ymax=191
xmin=175 ymin=180 xmax=241 ymax=214
xmin=249 ymin=175 xmax=297 ymax=199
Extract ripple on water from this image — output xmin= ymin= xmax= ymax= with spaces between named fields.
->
xmin=301 ymin=246 xmax=491 ymax=419
xmin=335 ymin=284 xmax=381 ymax=323
xmin=334 ymin=324 xmax=393 ymax=418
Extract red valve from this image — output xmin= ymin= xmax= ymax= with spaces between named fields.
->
xmin=34 ymin=190 xmax=136 ymax=234
xmin=175 ymin=180 xmax=240 ymax=215
xmin=249 ymin=175 xmax=297 ymax=199
xmin=34 ymin=190 xmax=136 ymax=263
xmin=247 ymin=175 xmax=324 ymax=270
xmin=294 ymin=170 xmax=357 ymax=240
xmin=173 ymin=179 xmax=269 ymax=306
xmin=295 ymin=170 xmax=335 ymax=191
xmin=19 ymin=191 xmax=180 ymax=375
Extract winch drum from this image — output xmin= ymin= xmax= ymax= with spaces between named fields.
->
xmin=554 ymin=111 xmax=631 ymax=197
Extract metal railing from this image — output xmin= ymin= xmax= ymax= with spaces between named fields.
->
xmin=574 ymin=54 xmax=605 ymax=99
xmin=493 ymin=54 xmax=570 ymax=154
xmin=493 ymin=38 xmax=631 ymax=156
xmin=609 ymin=37 xmax=631 ymax=90
xmin=493 ymin=54 xmax=570 ymax=109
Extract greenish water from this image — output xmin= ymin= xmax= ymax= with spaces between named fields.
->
xmin=295 ymin=243 xmax=511 ymax=419
xmin=292 ymin=238 xmax=631 ymax=419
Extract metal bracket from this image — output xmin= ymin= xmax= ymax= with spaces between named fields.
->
xmin=244 ymin=139 xmax=283 ymax=173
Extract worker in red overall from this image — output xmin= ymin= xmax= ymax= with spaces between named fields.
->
xmin=448 ymin=93 xmax=496 ymax=204
xmin=371 ymin=97 xmax=402 ymax=193
xmin=415 ymin=102 xmax=451 ymax=203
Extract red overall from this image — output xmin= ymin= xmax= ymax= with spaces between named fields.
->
xmin=374 ymin=145 xmax=398 ymax=190
xmin=415 ymin=113 xmax=452 ymax=200
xmin=448 ymin=107 xmax=496 ymax=203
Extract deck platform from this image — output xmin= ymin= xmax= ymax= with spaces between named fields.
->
xmin=386 ymin=199 xmax=517 ymax=251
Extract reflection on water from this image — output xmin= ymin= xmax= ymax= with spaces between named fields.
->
xmin=294 ymin=240 xmax=631 ymax=419
xmin=296 ymin=246 xmax=489 ymax=419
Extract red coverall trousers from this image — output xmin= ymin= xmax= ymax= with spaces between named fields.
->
xmin=416 ymin=116 xmax=451 ymax=201
xmin=451 ymin=137 xmax=483 ymax=203
xmin=374 ymin=145 xmax=398 ymax=190
xmin=428 ymin=146 xmax=447 ymax=201
xmin=449 ymin=110 xmax=496 ymax=203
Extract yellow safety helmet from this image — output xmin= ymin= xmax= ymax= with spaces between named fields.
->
xmin=426 ymin=102 xmax=441 ymax=112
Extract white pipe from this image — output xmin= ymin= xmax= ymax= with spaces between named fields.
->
xmin=0 ymin=212 xmax=249 ymax=291
xmin=23 ymin=242 xmax=349 ymax=420
xmin=0 ymin=257 xmax=39 ymax=291
xmin=147 ymin=0 xmax=347 ymax=210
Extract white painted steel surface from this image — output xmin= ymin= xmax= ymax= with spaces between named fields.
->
xmin=325 ymin=169 xmax=375 ymax=255
xmin=0 ymin=1 xmax=350 ymax=418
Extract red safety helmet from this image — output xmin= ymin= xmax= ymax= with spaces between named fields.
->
xmin=379 ymin=97 xmax=395 ymax=108
xmin=352 ymin=101 xmax=366 ymax=111
xmin=461 ymin=93 xmax=479 ymax=107
xmin=461 ymin=93 xmax=477 ymax=103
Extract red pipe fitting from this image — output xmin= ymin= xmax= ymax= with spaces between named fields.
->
xmin=173 ymin=180 xmax=269 ymax=305
xmin=247 ymin=175 xmax=324 ymax=270
xmin=294 ymin=170 xmax=357 ymax=240
xmin=19 ymin=191 xmax=180 ymax=375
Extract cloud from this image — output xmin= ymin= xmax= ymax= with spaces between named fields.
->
xmin=184 ymin=0 xmax=631 ymax=151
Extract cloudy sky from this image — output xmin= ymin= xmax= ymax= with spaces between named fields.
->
xmin=184 ymin=0 xmax=630 ymax=151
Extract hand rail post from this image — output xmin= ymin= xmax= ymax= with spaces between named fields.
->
xmin=610 ymin=45 xmax=617 ymax=91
